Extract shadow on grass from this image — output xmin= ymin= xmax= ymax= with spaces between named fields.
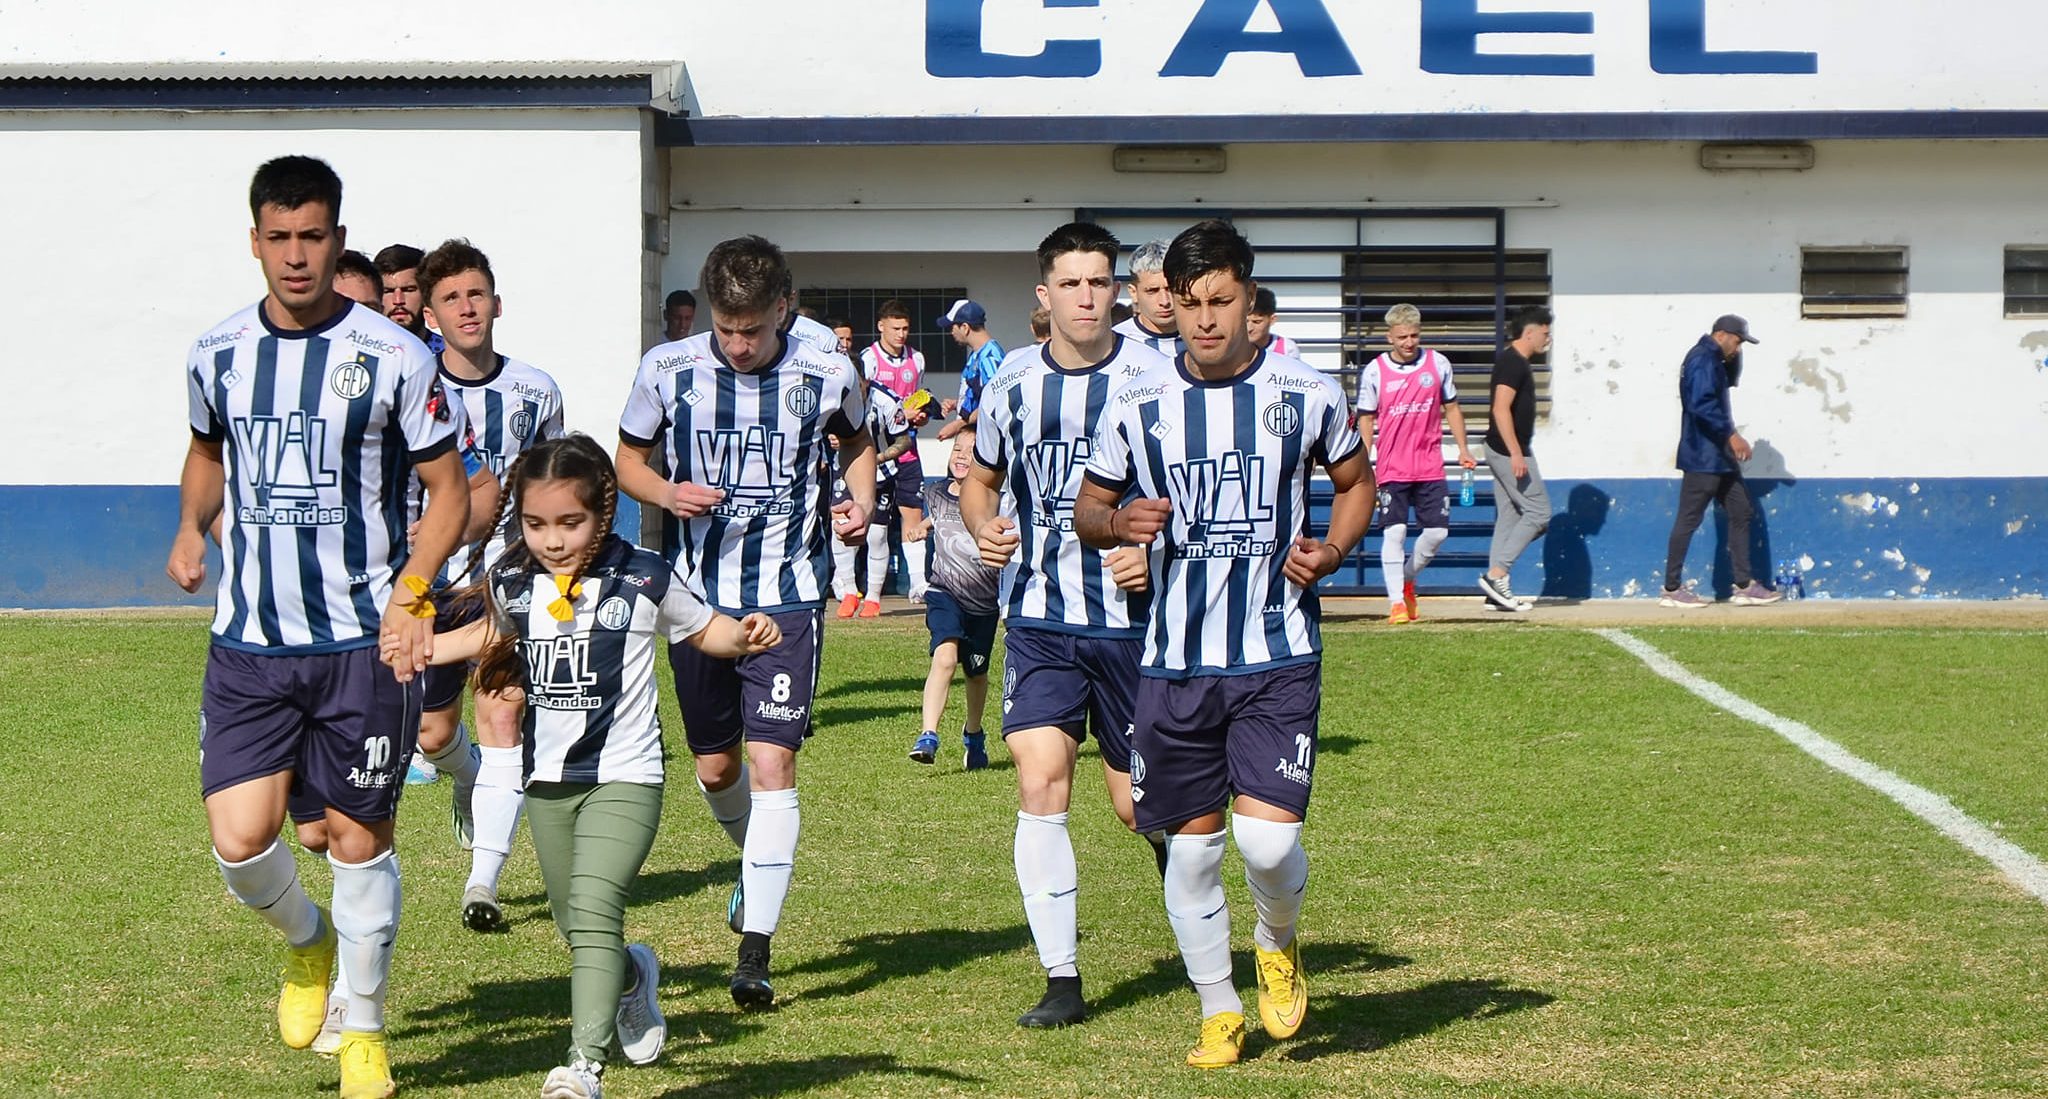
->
xmin=787 ymin=924 xmax=1034 ymax=1003
xmin=1093 ymin=940 xmax=1411 ymax=1019
xmin=391 ymin=962 xmax=758 ymax=1089
xmin=1317 ymin=732 xmax=1370 ymax=757
xmin=655 ymin=1053 xmax=980 ymax=1097
xmin=817 ymin=676 xmax=928 ymax=700
xmin=1282 ymin=977 xmax=1554 ymax=1062
xmin=498 ymin=858 xmax=740 ymax=912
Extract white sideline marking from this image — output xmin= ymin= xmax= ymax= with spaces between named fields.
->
xmin=1595 ymin=628 xmax=2048 ymax=907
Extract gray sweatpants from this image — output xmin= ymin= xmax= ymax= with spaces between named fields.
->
xmin=1484 ymin=447 xmax=1551 ymax=573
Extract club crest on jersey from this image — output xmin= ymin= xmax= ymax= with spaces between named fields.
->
xmin=1419 ymin=372 xmax=1435 ymax=388
xmin=1262 ymin=401 xmax=1302 ymax=438
xmin=596 ymin=596 xmax=632 ymax=631
xmin=509 ymin=408 xmax=536 ymax=441
xmin=785 ymin=385 xmax=820 ymax=419
xmin=330 ymin=359 xmax=373 ymax=400
xmin=1129 ymin=747 xmax=1147 ymax=785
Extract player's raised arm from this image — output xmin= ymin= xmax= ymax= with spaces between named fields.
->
xmin=168 ymin=436 xmax=226 ymax=592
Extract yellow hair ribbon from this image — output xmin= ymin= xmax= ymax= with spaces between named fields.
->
xmin=547 ymin=575 xmax=583 ymax=623
xmin=398 ymin=575 xmax=436 ymax=619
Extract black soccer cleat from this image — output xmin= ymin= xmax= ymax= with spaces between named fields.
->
xmin=730 ymin=933 xmax=776 ymax=1012
xmin=1017 ymin=975 xmax=1086 ymax=1028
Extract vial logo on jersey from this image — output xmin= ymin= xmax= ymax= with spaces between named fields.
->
xmin=524 ymin=636 xmax=604 ymax=711
xmin=1084 ymin=351 xmax=1363 ymax=678
xmin=694 ymin=426 xmax=799 ymax=518
xmin=232 ymin=412 xmax=343 ymax=520
xmin=973 ymin=337 xmax=1172 ymax=635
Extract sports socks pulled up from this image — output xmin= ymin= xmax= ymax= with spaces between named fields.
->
xmin=330 ymin=849 xmax=401 ymax=1033
xmin=466 ymin=745 xmax=525 ymax=892
xmin=1232 ymin=815 xmax=1307 ymax=953
xmin=1164 ymin=830 xmax=1241 ymax=1018
xmin=739 ymin=788 xmax=798 ymax=936
xmin=217 ymin=840 xmax=324 ymax=948
xmin=1014 ymin=811 xmax=1079 ymax=978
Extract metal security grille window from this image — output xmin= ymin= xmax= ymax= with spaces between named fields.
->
xmin=1801 ymin=246 xmax=1909 ymax=319
xmin=799 ymin=287 xmax=968 ymax=372
xmin=2003 ymin=247 xmax=2048 ymax=318
xmin=1341 ymin=247 xmax=1553 ymax=442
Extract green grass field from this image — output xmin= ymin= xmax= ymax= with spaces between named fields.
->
xmin=4 ymin=614 xmax=2047 ymax=1098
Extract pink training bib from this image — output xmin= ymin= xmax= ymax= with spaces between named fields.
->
xmin=1371 ymin=349 xmax=1450 ymax=484
xmin=865 ymin=344 xmax=922 ymax=402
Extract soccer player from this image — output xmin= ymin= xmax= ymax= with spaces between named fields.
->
xmin=334 ymin=250 xmax=382 ymax=307
xmin=937 ymin=299 xmax=1004 ymax=442
xmin=412 ymin=237 xmax=566 ymax=931
xmin=827 ymin=317 xmax=855 ymax=357
xmin=167 ymin=155 xmax=470 ymax=1099
xmin=1357 ymin=304 xmax=1477 ymax=623
xmin=1480 ymin=306 xmax=1555 ymax=612
xmin=1247 ymin=288 xmax=1301 ymax=358
xmin=1029 ymin=307 xmax=1052 ymax=344
xmin=616 ymin=235 xmax=875 ymax=1010
xmin=833 ymin=371 xmax=917 ymax=619
xmin=1074 ymin=219 xmax=1373 ymax=1069
xmin=1113 ymin=239 xmax=1184 ymax=358
xmin=397 ymin=434 xmax=783 ymax=1099
xmin=664 ymin=289 xmax=697 ymax=341
xmin=374 ymin=243 xmax=443 ymax=354
xmin=861 ymin=300 xmax=932 ymax=601
xmin=961 ymin=221 xmax=1172 ymax=1029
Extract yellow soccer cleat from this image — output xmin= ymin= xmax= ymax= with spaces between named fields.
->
xmin=1186 ymin=1010 xmax=1247 ymax=1069
xmin=1254 ymin=938 xmax=1308 ymax=1039
xmin=337 ymin=1031 xmax=397 ymax=1099
xmin=1387 ymin=604 xmax=1416 ymax=625
xmin=279 ymin=910 xmax=337 ymax=1050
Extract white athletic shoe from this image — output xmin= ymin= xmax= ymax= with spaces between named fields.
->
xmin=309 ymin=995 xmax=348 ymax=1055
xmin=614 ymin=943 xmax=665 ymax=1065
xmin=541 ymin=1058 xmax=603 ymax=1099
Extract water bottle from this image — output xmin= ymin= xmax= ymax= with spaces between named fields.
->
xmin=1459 ymin=467 xmax=1475 ymax=508
xmin=1775 ymin=561 xmax=1790 ymax=592
xmin=1790 ymin=563 xmax=1805 ymax=601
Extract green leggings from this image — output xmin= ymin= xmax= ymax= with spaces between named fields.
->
xmin=525 ymin=780 xmax=664 ymax=1064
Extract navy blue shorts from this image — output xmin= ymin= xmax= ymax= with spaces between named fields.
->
xmin=1376 ymin=480 xmax=1450 ymax=530
xmin=925 ymin=590 xmax=999 ymax=678
xmin=421 ymin=598 xmax=483 ymax=712
xmin=671 ymin=608 xmax=822 ymax=754
xmin=888 ymin=455 xmax=926 ymax=514
xmin=201 ymin=644 xmax=422 ymax=825
xmin=1000 ymin=626 xmax=1142 ymax=772
xmin=1129 ymin=661 xmax=1322 ymax=833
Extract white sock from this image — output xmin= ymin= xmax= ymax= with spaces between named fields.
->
xmin=426 ymin=720 xmax=480 ymax=790
xmin=330 ymin=850 xmax=401 ymax=1033
xmin=831 ymin=537 xmax=859 ymax=599
xmin=903 ymin=536 xmax=929 ymax=595
xmin=1380 ymin=523 xmax=1408 ymax=604
xmin=1014 ymin=811 xmax=1079 ymax=978
xmin=1233 ymin=816 xmax=1308 ymax=953
xmin=864 ymin=524 xmax=892 ymax=599
xmin=466 ymin=745 xmax=524 ymax=891
xmin=216 ymin=841 xmax=323 ymax=948
xmin=1164 ymin=831 xmax=1239 ymax=1015
xmin=699 ymin=762 xmax=752 ymax=849
xmin=739 ymin=788 xmax=798 ymax=935
xmin=1408 ymin=526 xmax=1449 ymax=580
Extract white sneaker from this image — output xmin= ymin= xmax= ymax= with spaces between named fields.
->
xmin=309 ymin=995 xmax=348 ymax=1055
xmin=541 ymin=1058 xmax=603 ymax=1099
xmin=614 ymin=943 xmax=665 ymax=1065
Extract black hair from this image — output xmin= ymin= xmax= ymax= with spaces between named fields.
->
xmin=1163 ymin=219 xmax=1255 ymax=297
xmin=664 ymin=289 xmax=697 ymax=312
xmin=334 ymin=250 xmax=381 ymax=297
xmin=248 ymin=156 xmax=342 ymax=226
xmin=700 ymin=236 xmax=790 ymax=317
xmin=417 ymin=238 xmax=495 ymax=301
xmin=825 ymin=316 xmax=852 ymax=331
xmin=1035 ymin=221 xmax=1122 ymax=281
xmin=875 ymin=299 xmax=912 ymax=324
xmin=1507 ymin=305 xmax=1555 ymax=340
xmin=373 ymin=244 xmax=425 ymax=277
xmin=1251 ymin=287 xmax=1279 ymax=316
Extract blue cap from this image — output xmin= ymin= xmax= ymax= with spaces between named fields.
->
xmin=939 ymin=299 xmax=987 ymax=327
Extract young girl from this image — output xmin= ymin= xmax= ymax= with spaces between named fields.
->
xmin=906 ymin=427 xmax=1003 ymax=769
xmin=385 ymin=434 xmax=779 ymax=1099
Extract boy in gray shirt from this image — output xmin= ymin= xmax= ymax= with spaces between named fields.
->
xmin=909 ymin=428 xmax=1004 ymax=769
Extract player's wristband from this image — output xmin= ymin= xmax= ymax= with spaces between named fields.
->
xmin=397 ymin=575 xmax=437 ymax=619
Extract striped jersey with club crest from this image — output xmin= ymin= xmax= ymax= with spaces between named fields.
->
xmin=435 ymin=355 xmax=566 ymax=586
xmin=1084 ymin=349 xmax=1363 ymax=678
xmin=186 ymin=300 xmax=458 ymax=654
xmin=973 ymin=335 xmax=1171 ymax=635
xmin=1112 ymin=316 xmax=1184 ymax=360
xmin=619 ymin=331 xmax=864 ymax=615
xmin=490 ymin=535 xmax=712 ymax=784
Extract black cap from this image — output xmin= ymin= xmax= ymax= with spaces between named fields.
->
xmin=1712 ymin=314 xmax=1760 ymax=344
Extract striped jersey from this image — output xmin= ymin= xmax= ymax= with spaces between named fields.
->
xmin=1265 ymin=333 xmax=1301 ymax=358
xmin=490 ymin=535 xmax=712 ymax=785
xmin=973 ymin=335 xmax=1171 ymax=635
xmin=866 ymin=384 xmax=913 ymax=475
xmin=434 ymin=355 xmax=566 ymax=586
xmin=619 ymin=331 xmax=864 ymax=615
xmin=1084 ymin=349 xmax=1362 ymax=678
xmin=186 ymin=300 xmax=458 ymax=654
xmin=1359 ymin=349 xmax=1457 ymax=484
xmin=785 ymin=313 xmax=842 ymax=359
xmin=1112 ymin=316 xmax=1184 ymax=360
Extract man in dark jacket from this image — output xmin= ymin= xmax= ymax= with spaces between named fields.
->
xmin=1659 ymin=315 xmax=1781 ymax=608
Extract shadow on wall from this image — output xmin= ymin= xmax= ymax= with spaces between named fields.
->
xmin=1541 ymin=483 xmax=1611 ymax=599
